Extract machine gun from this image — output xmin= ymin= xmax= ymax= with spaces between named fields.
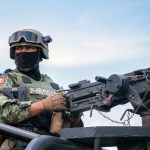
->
xmin=50 ymin=67 xmax=150 ymax=135
xmin=67 ymin=68 xmax=150 ymax=116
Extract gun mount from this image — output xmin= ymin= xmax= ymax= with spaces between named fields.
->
xmin=0 ymin=123 xmax=149 ymax=150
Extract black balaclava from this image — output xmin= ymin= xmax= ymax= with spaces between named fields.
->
xmin=15 ymin=51 xmax=41 ymax=81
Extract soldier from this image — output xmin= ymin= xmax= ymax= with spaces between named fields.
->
xmin=0 ymin=29 xmax=82 ymax=150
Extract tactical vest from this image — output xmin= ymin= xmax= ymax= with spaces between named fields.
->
xmin=8 ymin=70 xmax=58 ymax=101
xmin=1 ymin=70 xmax=60 ymax=133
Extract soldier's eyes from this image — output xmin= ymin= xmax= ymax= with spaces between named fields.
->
xmin=15 ymin=46 xmax=37 ymax=53
xmin=16 ymin=47 xmax=21 ymax=50
xmin=26 ymin=46 xmax=30 ymax=49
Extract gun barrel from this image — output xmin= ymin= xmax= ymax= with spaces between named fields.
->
xmin=95 ymin=76 xmax=107 ymax=83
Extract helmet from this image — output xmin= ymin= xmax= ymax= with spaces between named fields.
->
xmin=8 ymin=29 xmax=52 ymax=59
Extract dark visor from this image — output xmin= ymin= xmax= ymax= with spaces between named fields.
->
xmin=9 ymin=31 xmax=39 ymax=44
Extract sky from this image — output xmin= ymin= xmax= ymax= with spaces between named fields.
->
xmin=0 ymin=0 xmax=150 ymax=149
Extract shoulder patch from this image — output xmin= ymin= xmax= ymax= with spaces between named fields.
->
xmin=0 ymin=77 xmax=6 ymax=85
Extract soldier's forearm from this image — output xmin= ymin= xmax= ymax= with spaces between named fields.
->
xmin=0 ymin=101 xmax=45 ymax=123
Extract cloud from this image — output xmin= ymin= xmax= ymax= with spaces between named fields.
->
xmin=1 ymin=25 xmax=150 ymax=72
xmin=42 ymin=29 xmax=148 ymax=67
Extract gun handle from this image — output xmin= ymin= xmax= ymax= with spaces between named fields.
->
xmin=50 ymin=112 xmax=71 ymax=136
xmin=50 ymin=112 xmax=63 ymax=136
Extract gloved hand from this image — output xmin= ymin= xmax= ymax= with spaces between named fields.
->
xmin=42 ymin=92 xmax=67 ymax=111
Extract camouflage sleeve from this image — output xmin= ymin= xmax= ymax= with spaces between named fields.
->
xmin=0 ymin=74 xmax=33 ymax=124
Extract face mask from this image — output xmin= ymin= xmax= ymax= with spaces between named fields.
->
xmin=15 ymin=52 xmax=39 ymax=71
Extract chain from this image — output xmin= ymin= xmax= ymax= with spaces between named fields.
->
xmin=121 ymin=91 xmax=150 ymax=126
xmin=98 ymin=97 xmax=145 ymax=126
xmin=123 ymin=111 xmax=134 ymax=126
xmin=98 ymin=111 xmax=130 ymax=126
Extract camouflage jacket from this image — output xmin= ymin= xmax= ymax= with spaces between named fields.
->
xmin=0 ymin=69 xmax=58 ymax=130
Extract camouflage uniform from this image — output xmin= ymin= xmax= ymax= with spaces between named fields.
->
xmin=0 ymin=68 xmax=59 ymax=150
xmin=0 ymin=29 xmax=56 ymax=150
xmin=0 ymin=69 xmax=57 ymax=125
xmin=0 ymin=29 xmax=54 ymax=129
